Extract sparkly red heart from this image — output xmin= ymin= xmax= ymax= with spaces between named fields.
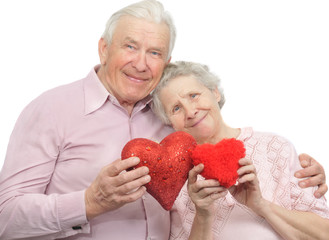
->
xmin=192 ymin=138 xmax=246 ymax=188
xmin=121 ymin=131 xmax=197 ymax=210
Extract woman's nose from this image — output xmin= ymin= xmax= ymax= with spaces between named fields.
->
xmin=185 ymin=104 xmax=197 ymax=119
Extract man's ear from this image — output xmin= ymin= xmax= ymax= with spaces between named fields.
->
xmin=98 ymin=38 xmax=109 ymax=65
xmin=212 ymin=88 xmax=221 ymax=103
xmin=167 ymin=56 xmax=171 ymax=64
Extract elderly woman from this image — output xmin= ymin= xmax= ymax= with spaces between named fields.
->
xmin=152 ymin=61 xmax=329 ymax=240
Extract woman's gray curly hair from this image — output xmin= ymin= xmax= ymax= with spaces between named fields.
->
xmin=152 ymin=61 xmax=226 ymax=125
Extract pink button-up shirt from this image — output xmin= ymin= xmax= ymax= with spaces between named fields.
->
xmin=0 ymin=66 xmax=174 ymax=239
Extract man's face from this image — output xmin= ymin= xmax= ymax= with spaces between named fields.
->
xmin=98 ymin=16 xmax=171 ymax=108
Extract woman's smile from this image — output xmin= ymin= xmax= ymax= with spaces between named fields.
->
xmin=189 ymin=113 xmax=207 ymax=128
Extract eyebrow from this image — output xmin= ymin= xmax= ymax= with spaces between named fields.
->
xmin=124 ymin=37 xmax=138 ymax=45
xmin=124 ymin=37 xmax=167 ymax=53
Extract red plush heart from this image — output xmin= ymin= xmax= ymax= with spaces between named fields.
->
xmin=191 ymin=138 xmax=246 ymax=188
xmin=121 ymin=131 xmax=197 ymax=210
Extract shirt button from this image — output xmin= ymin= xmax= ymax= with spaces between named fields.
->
xmin=142 ymin=195 xmax=146 ymax=200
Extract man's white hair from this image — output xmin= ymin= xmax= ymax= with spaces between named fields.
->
xmin=101 ymin=0 xmax=176 ymax=61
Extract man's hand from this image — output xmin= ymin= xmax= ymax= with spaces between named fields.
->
xmin=294 ymin=153 xmax=328 ymax=198
xmin=85 ymin=157 xmax=150 ymax=220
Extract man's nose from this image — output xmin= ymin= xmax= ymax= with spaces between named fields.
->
xmin=132 ymin=51 xmax=147 ymax=72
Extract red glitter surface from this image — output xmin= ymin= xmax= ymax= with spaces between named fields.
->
xmin=121 ymin=131 xmax=197 ymax=210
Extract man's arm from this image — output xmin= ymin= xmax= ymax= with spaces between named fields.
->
xmin=295 ymin=153 xmax=328 ymax=198
xmin=0 ymin=99 xmax=89 ymax=239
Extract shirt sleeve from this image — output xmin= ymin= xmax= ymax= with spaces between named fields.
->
xmin=0 ymin=95 xmax=89 ymax=239
xmin=286 ymin=141 xmax=329 ymax=219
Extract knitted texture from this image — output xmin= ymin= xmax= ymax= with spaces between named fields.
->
xmin=170 ymin=128 xmax=329 ymax=240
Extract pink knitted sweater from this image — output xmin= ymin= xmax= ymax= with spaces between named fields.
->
xmin=170 ymin=127 xmax=329 ymax=240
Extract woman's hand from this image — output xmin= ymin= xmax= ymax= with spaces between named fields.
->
xmin=229 ymin=158 xmax=268 ymax=215
xmin=187 ymin=164 xmax=228 ymax=240
xmin=188 ymin=164 xmax=228 ymax=216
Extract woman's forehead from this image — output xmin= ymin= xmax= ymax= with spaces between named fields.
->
xmin=166 ymin=75 xmax=204 ymax=91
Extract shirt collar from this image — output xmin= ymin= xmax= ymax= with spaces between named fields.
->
xmin=83 ymin=65 xmax=110 ymax=115
xmin=83 ymin=65 xmax=154 ymax=115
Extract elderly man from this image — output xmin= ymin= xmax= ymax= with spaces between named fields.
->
xmin=0 ymin=0 xmax=326 ymax=239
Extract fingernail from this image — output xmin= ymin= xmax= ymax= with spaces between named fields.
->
xmin=131 ymin=157 xmax=140 ymax=163
xmin=301 ymin=160 xmax=308 ymax=166
xmin=295 ymin=172 xmax=301 ymax=178
xmin=315 ymin=192 xmax=321 ymax=198
xmin=145 ymin=175 xmax=151 ymax=182
xmin=299 ymin=182 xmax=306 ymax=187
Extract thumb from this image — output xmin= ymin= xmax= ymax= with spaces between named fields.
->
xmin=188 ymin=164 xmax=204 ymax=184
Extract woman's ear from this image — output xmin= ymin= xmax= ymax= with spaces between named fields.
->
xmin=212 ymin=88 xmax=221 ymax=103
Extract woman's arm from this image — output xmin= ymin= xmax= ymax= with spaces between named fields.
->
xmin=260 ymin=200 xmax=329 ymax=240
xmin=230 ymin=158 xmax=329 ymax=240
xmin=187 ymin=164 xmax=227 ymax=240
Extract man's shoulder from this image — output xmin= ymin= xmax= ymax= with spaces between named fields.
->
xmin=40 ymin=79 xmax=84 ymax=100
xmin=23 ymin=79 xmax=85 ymax=117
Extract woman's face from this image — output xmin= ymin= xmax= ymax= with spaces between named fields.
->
xmin=159 ymin=75 xmax=222 ymax=143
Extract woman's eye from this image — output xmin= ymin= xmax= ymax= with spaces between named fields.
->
xmin=127 ymin=45 xmax=134 ymax=49
xmin=191 ymin=93 xmax=198 ymax=99
xmin=173 ymin=106 xmax=180 ymax=113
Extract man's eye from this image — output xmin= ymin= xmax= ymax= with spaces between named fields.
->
xmin=127 ymin=45 xmax=134 ymax=49
xmin=151 ymin=51 xmax=160 ymax=56
xmin=191 ymin=93 xmax=198 ymax=98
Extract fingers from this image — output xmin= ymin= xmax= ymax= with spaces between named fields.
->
xmin=297 ymin=175 xmax=328 ymax=199
xmin=188 ymin=164 xmax=227 ymax=206
xmin=189 ymin=164 xmax=216 ymax=191
xmin=189 ymin=181 xmax=228 ymax=210
xmin=295 ymin=154 xmax=325 ymax=181
xmin=295 ymin=154 xmax=327 ymax=198
xmin=104 ymin=157 xmax=151 ymax=194
xmin=237 ymin=158 xmax=257 ymax=184
xmin=106 ymin=157 xmax=141 ymax=177
xmin=314 ymin=183 xmax=328 ymax=198
xmin=298 ymin=153 xmax=313 ymax=168
xmin=209 ymin=189 xmax=229 ymax=199
xmin=188 ymin=163 xmax=204 ymax=185
xmin=85 ymin=157 xmax=151 ymax=219
xmin=192 ymin=181 xmax=226 ymax=199
xmin=297 ymin=173 xmax=327 ymax=198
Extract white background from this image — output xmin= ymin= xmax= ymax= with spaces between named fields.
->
xmin=0 ymin=1 xmax=328 ymax=183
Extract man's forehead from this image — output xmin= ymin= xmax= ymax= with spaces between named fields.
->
xmin=113 ymin=16 xmax=170 ymax=48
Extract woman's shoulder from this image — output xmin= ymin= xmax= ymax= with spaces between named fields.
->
xmin=240 ymin=127 xmax=293 ymax=147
